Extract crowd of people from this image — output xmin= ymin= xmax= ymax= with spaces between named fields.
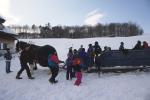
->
xmin=64 ymin=41 xmax=103 ymax=86
xmin=3 ymin=40 xmax=149 ymax=86
xmin=64 ymin=40 xmax=149 ymax=86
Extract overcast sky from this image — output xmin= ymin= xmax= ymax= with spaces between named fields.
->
xmin=0 ymin=0 xmax=150 ymax=34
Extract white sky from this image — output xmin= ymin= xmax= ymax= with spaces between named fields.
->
xmin=0 ymin=0 xmax=21 ymax=25
xmin=0 ymin=0 xmax=149 ymax=34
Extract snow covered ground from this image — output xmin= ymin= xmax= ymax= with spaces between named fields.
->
xmin=0 ymin=35 xmax=150 ymax=100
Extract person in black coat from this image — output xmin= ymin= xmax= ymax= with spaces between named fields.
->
xmin=66 ymin=53 xmax=73 ymax=80
xmin=133 ymin=41 xmax=142 ymax=50
xmin=93 ymin=41 xmax=102 ymax=56
xmin=16 ymin=47 xmax=34 ymax=79
xmin=4 ymin=48 xmax=12 ymax=73
xmin=87 ymin=44 xmax=94 ymax=71
xmin=93 ymin=41 xmax=102 ymax=67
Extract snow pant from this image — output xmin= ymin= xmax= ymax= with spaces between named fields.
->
xmin=16 ymin=64 xmax=32 ymax=78
xmin=74 ymin=72 xmax=82 ymax=86
xmin=88 ymin=56 xmax=94 ymax=67
xmin=72 ymin=66 xmax=76 ymax=78
xmin=6 ymin=60 xmax=11 ymax=73
xmin=49 ymin=67 xmax=59 ymax=82
xmin=66 ymin=66 xmax=73 ymax=80
xmin=94 ymin=55 xmax=99 ymax=68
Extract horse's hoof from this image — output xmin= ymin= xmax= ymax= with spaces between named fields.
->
xmin=53 ymin=80 xmax=58 ymax=83
xmin=28 ymin=77 xmax=35 ymax=79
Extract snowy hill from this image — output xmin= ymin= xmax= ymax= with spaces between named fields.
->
xmin=0 ymin=35 xmax=150 ymax=100
xmin=21 ymin=35 xmax=150 ymax=60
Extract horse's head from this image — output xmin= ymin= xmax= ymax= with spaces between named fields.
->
xmin=16 ymin=40 xmax=30 ymax=52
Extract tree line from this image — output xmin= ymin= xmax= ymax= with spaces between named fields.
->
xmin=9 ymin=22 xmax=143 ymax=39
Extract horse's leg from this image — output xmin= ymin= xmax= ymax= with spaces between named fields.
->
xmin=29 ymin=61 xmax=36 ymax=74
xmin=29 ymin=63 xmax=34 ymax=75
xmin=24 ymin=63 xmax=34 ymax=79
xmin=33 ymin=62 xmax=38 ymax=70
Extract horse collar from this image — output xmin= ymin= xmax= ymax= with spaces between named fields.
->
xmin=25 ymin=44 xmax=31 ymax=51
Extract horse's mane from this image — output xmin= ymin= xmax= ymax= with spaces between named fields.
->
xmin=16 ymin=41 xmax=39 ymax=50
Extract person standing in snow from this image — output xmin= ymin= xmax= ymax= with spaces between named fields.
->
xmin=66 ymin=51 xmax=73 ymax=80
xmin=78 ymin=45 xmax=84 ymax=53
xmin=93 ymin=41 xmax=102 ymax=68
xmin=72 ymin=49 xmax=82 ymax=86
xmin=4 ymin=48 xmax=12 ymax=73
xmin=93 ymin=41 xmax=102 ymax=57
xmin=48 ymin=52 xmax=64 ymax=83
xmin=87 ymin=44 xmax=94 ymax=71
xmin=78 ymin=48 xmax=88 ymax=71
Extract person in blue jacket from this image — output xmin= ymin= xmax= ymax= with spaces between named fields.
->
xmin=79 ymin=48 xmax=89 ymax=71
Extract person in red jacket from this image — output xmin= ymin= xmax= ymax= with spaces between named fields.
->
xmin=48 ymin=52 xmax=64 ymax=84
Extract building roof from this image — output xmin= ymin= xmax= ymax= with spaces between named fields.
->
xmin=0 ymin=31 xmax=17 ymax=40
xmin=0 ymin=26 xmax=17 ymax=39
xmin=0 ymin=26 xmax=17 ymax=35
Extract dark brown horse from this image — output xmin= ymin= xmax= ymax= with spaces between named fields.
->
xmin=16 ymin=40 xmax=60 ymax=83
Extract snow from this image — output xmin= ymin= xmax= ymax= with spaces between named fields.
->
xmin=0 ymin=35 xmax=150 ymax=100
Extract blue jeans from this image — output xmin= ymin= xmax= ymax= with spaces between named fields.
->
xmin=6 ymin=61 xmax=11 ymax=73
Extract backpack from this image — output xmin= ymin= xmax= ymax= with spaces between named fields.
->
xmin=72 ymin=57 xmax=81 ymax=66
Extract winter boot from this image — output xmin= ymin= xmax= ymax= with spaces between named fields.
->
xmin=74 ymin=80 xmax=81 ymax=86
xmin=49 ymin=78 xmax=58 ymax=84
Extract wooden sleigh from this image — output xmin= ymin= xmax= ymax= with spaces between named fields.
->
xmin=95 ymin=49 xmax=150 ymax=74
